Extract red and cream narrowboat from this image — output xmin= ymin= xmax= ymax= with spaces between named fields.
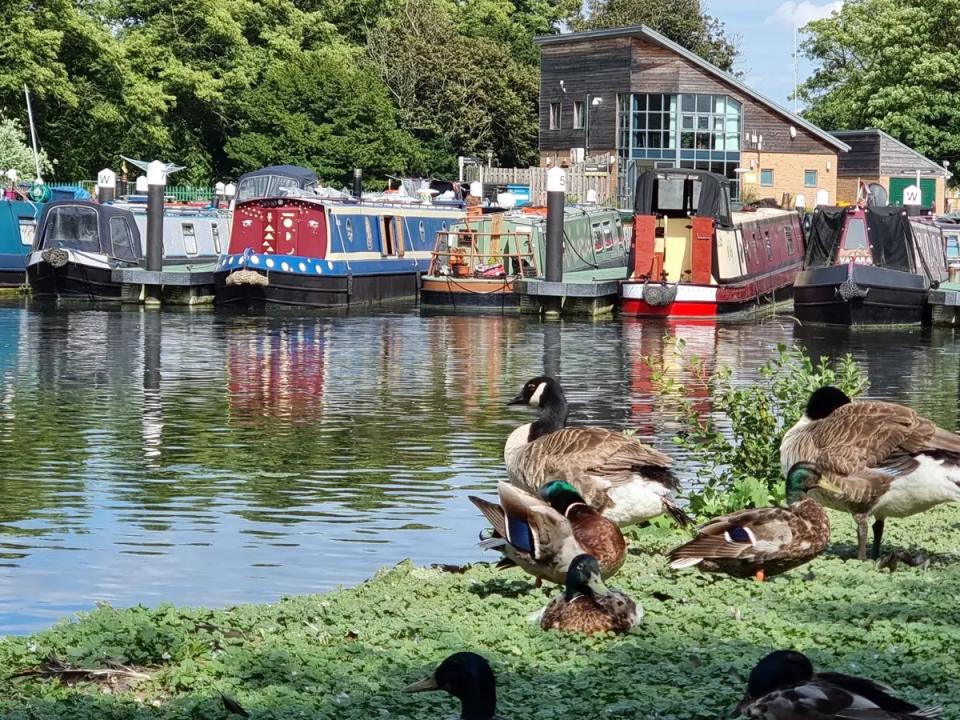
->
xmin=620 ymin=169 xmax=805 ymax=318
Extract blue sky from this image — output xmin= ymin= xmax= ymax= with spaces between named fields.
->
xmin=707 ymin=0 xmax=843 ymax=111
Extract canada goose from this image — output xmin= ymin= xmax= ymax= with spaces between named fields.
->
xmin=504 ymin=376 xmax=690 ymax=527
xmin=736 ymin=650 xmax=941 ymax=719
xmin=667 ymin=463 xmax=836 ymax=580
xmin=537 ymin=554 xmax=642 ymax=635
xmin=404 ymin=652 xmax=506 ymax=720
xmin=780 ymin=386 xmax=960 ymax=560
xmin=469 ymin=480 xmax=626 ymax=585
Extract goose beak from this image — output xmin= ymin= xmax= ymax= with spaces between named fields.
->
xmin=507 ymin=393 xmax=526 ymax=406
xmin=403 ymin=674 xmax=440 ymax=692
xmin=814 ymin=478 xmax=842 ymax=494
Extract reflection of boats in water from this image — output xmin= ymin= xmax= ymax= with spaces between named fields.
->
xmin=27 ymin=201 xmax=226 ymax=301
xmin=794 ymin=206 xmax=946 ymax=326
xmin=420 ymin=206 xmax=629 ymax=311
xmin=621 ymin=169 xmax=804 ymax=319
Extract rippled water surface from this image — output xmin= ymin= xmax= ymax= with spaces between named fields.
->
xmin=1 ymin=302 xmax=958 ymax=633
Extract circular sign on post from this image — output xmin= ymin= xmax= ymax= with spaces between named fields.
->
xmin=547 ymin=166 xmax=567 ymax=193
xmin=135 ymin=175 xmax=149 ymax=193
xmin=146 ymin=160 xmax=167 ymax=187
xmin=97 ymin=168 xmax=116 ymax=189
xmin=903 ymin=184 xmax=922 ymax=205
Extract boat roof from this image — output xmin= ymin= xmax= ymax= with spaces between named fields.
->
xmin=237 ymin=165 xmax=319 ymax=185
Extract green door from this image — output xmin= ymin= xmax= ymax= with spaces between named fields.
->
xmin=889 ymin=177 xmax=937 ymax=207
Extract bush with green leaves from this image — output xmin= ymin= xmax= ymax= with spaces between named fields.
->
xmin=644 ymin=340 xmax=868 ymax=519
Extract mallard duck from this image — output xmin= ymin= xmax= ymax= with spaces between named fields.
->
xmin=504 ymin=375 xmax=691 ymax=528
xmin=736 ymin=649 xmax=941 ymax=719
xmin=781 ymin=386 xmax=960 ymax=560
xmin=469 ymin=479 xmax=626 ymax=585
xmin=538 ymin=554 xmax=642 ymax=635
xmin=404 ymin=652 xmax=506 ymax=720
xmin=668 ymin=463 xmax=837 ymax=580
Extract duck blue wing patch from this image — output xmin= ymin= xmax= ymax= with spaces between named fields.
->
xmin=725 ymin=525 xmax=754 ymax=544
xmin=506 ymin=516 xmax=535 ymax=554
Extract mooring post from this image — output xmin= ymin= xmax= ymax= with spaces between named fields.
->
xmin=545 ymin=166 xmax=566 ymax=283
xmin=145 ymin=160 xmax=166 ymax=306
xmin=97 ymin=168 xmax=116 ymax=204
xmin=353 ymin=168 xmax=363 ymax=199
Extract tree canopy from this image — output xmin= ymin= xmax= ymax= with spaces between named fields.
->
xmin=799 ymin=0 xmax=960 ymax=173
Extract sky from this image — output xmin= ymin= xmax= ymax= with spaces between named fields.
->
xmin=706 ymin=0 xmax=844 ymax=111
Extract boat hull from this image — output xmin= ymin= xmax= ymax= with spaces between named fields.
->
xmin=419 ymin=276 xmax=519 ymax=311
xmin=793 ymin=263 xmax=928 ymax=326
xmin=0 ymin=253 xmax=25 ymax=288
xmin=27 ymin=252 xmax=122 ymax=301
xmin=214 ymin=268 xmax=420 ymax=308
xmin=620 ymin=263 xmax=799 ymax=319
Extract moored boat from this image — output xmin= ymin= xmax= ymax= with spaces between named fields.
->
xmin=793 ymin=205 xmax=943 ymax=325
xmin=620 ymin=169 xmax=805 ymax=318
xmin=27 ymin=201 xmax=226 ymax=300
xmin=420 ymin=205 xmax=628 ymax=311
xmin=214 ymin=193 xmax=465 ymax=308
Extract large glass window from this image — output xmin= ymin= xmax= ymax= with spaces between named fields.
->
xmin=573 ymin=101 xmax=584 ymax=129
xmin=549 ymin=102 xmax=560 ymax=130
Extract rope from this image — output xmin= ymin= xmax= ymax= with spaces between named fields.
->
xmin=441 ymin=275 xmax=512 ymax=295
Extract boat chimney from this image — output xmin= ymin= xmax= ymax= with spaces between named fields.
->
xmin=145 ymin=160 xmax=166 ymax=305
xmin=545 ymin=166 xmax=566 ymax=283
xmin=353 ymin=168 xmax=363 ymax=199
xmin=97 ymin=168 xmax=116 ymax=204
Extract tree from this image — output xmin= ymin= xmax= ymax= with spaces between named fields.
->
xmin=570 ymin=0 xmax=738 ymax=71
xmin=799 ymin=0 xmax=960 ymax=172
xmin=0 ymin=116 xmax=52 ymax=180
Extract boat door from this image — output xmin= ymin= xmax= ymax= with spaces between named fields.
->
xmin=380 ymin=216 xmax=405 ymax=257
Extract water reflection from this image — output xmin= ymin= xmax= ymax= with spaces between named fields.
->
xmin=0 ymin=303 xmax=957 ymax=633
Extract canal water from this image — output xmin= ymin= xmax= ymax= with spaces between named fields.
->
xmin=1 ymin=302 xmax=958 ymax=634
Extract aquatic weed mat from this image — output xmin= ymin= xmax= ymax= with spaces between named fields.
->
xmin=1 ymin=506 xmax=958 ymax=719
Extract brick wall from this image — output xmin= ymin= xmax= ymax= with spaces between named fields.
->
xmin=742 ymin=150 xmax=838 ymax=208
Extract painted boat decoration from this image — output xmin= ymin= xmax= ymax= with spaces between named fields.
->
xmin=214 ymin=195 xmax=465 ymax=308
xmin=27 ymin=201 xmax=227 ymax=300
xmin=793 ymin=205 xmax=945 ymax=325
xmin=620 ymin=169 xmax=805 ymax=318
xmin=420 ymin=205 xmax=628 ymax=311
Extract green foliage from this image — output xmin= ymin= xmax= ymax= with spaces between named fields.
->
xmin=571 ymin=0 xmax=738 ymax=71
xmin=0 ymin=116 xmax=51 ymax=179
xmin=1 ymin=507 xmax=958 ymax=718
xmin=799 ymin=0 xmax=960 ymax=176
xmin=645 ymin=340 xmax=868 ymax=518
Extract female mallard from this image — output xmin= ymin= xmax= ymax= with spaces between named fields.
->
xmin=469 ymin=480 xmax=626 ymax=585
xmin=736 ymin=650 xmax=941 ymax=719
xmin=404 ymin=651 xmax=507 ymax=720
xmin=538 ymin=554 xmax=642 ymax=635
xmin=668 ymin=463 xmax=837 ymax=580
xmin=781 ymin=386 xmax=960 ymax=560
xmin=504 ymin=375 xmax=690 ymax=528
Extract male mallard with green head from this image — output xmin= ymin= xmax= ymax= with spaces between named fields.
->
xmin=667 ymin=463 xmax=836 ymax=580
xmin=781 ymin=386 xmax=960 ymax=560
xmin=538 ymin=554 xmax=642 ymax=635
xmin=504 ymin=375 xmax=691 ymax=528
xmin=404 ymin=652 xmax=506 ymax=720
xmin=736 ymin=649 xmax=941 ymax=719
xmin=469 ymin=480 xmax=625 ymax=585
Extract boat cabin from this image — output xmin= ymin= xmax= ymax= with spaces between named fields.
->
xmin=234 ymin=165 xmax=320 ymax=204
xmin=34 ymin=201 xmax=141 ymax=264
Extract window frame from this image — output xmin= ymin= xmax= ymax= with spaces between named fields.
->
xmin=549 ymin=102 xmax=561 ymax=131
xmin=573 ymin=101 xmax=584 ymax=129
xmin=804 ymin=169 xmax=818 ymax=187
xmin=760 ymin=168 xmax=774 ymax=187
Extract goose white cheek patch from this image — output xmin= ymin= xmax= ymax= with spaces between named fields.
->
xmin=529 ymin=382 xmax=547 ymax=406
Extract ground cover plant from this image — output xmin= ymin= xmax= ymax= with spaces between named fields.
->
xmin=1 ymin=506 xmax=959 ymax=719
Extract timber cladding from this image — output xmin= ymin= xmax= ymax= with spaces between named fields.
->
xmin=539 ymin=34 xmax=839 ymax=156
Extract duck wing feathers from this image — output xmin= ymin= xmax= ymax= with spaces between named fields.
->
xmin=739 ymin=678 xmax=941 ymax=719
xmin=495 ymin=481 xmax=573 ymax=561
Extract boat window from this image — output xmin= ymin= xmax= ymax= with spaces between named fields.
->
xmin=765 ymin=230 xmax=773 ymax=261
xmin=182 ymin=223 xmax=198 ymax=256
xmin=18 ymin=219 xmax=36 ymax=247
xmin=844 ymin=218 xmax=868 ymax=249
xmin=42 ymin=206 xmax=100 ymax=253
xmin=365 ymin=217 xmax=373 ymax=251
xmin=784 ymin=225 xmax=794 ymax=255
xmin=212 ymin=223 xmax=221 ymax=254
xmin=345 ymin=218 xmax=354 ymax=244
xmin=109 ymin=217 xmax=138 ymax=262
xmin=602 ymin=221 xmax=614 ymax=249
xmin=236 ymin=174 xmax=304 ymax=203
xmin=657 ymin=176 xmax=685 ymax=211
xmin=946 ymin=232 xmax=960 ymax=258
xmin=419 ymin=220 xmax=426 ymax=244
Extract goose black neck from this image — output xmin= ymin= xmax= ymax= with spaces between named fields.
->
xmin=456 ymin=681 xmax=497 ymax=720
xmin=528 ymin=392 xmax=568 ymax=441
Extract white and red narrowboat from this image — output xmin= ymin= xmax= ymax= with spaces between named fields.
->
xmin=620 ymin=169 xmax=804 ymax=318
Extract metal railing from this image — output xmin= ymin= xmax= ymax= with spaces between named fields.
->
xmin=428 ymin=228 xmax=539 ymax=279
xmin=66 ymin=181 xmax=217 ymax=203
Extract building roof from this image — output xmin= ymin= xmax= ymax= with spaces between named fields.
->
xmin=830 ymin=128 xmax=949 ymax=177
xmin=534 ymin=25 xmax=850 ymax=153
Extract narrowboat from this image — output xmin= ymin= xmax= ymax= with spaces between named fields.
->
xmin=620 ymin=169 xmax=804 ymax=318
xmin=793 ymin=206 xmax=944 ymax=325
xmin=27 ymin=201 xmax=227 ymax=300
xmin=214 ymin=196 xmax=465 ymax=308
xmin=420 ymin=205 xmax=628 ymax=311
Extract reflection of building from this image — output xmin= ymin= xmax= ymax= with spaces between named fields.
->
xmin=535 ymin=25 xmax=848 ymax=204
xmin=831 ymin=129 xmax=950 ymax=210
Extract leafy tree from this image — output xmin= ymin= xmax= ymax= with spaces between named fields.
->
xmin=571 ymin=0 xmax=738 ymax=71
xmin=0 ymin=116 xmax=51 ymax=179
xmin=799 ymin=0 xmax=960 ymax=172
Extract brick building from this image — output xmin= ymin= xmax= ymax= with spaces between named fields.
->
xmin=534 ymin=25 xmax=849 ymax=207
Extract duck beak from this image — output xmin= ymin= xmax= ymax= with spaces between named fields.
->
xmin=507 ymin=393 xmax=526 ymax=406
xmin=814 ymin=478 xmax=842 ymax=494
xmin=403 ymin=674 xmax=440 ymax=693
xmin=586 ymin=573 xmax=609 ymax=596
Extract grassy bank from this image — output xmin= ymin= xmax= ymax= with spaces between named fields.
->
xmin=2 ymin=506 xmax=959 ymax=719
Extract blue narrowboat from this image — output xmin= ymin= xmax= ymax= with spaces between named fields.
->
xmin=215 ymin=193 xmax=466 ymax=307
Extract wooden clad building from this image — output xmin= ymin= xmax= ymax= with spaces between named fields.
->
xmin=831 ymin=129 xmax=950 ymax=210
xmin=534 ymin=25 xmax=850 ymax=206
